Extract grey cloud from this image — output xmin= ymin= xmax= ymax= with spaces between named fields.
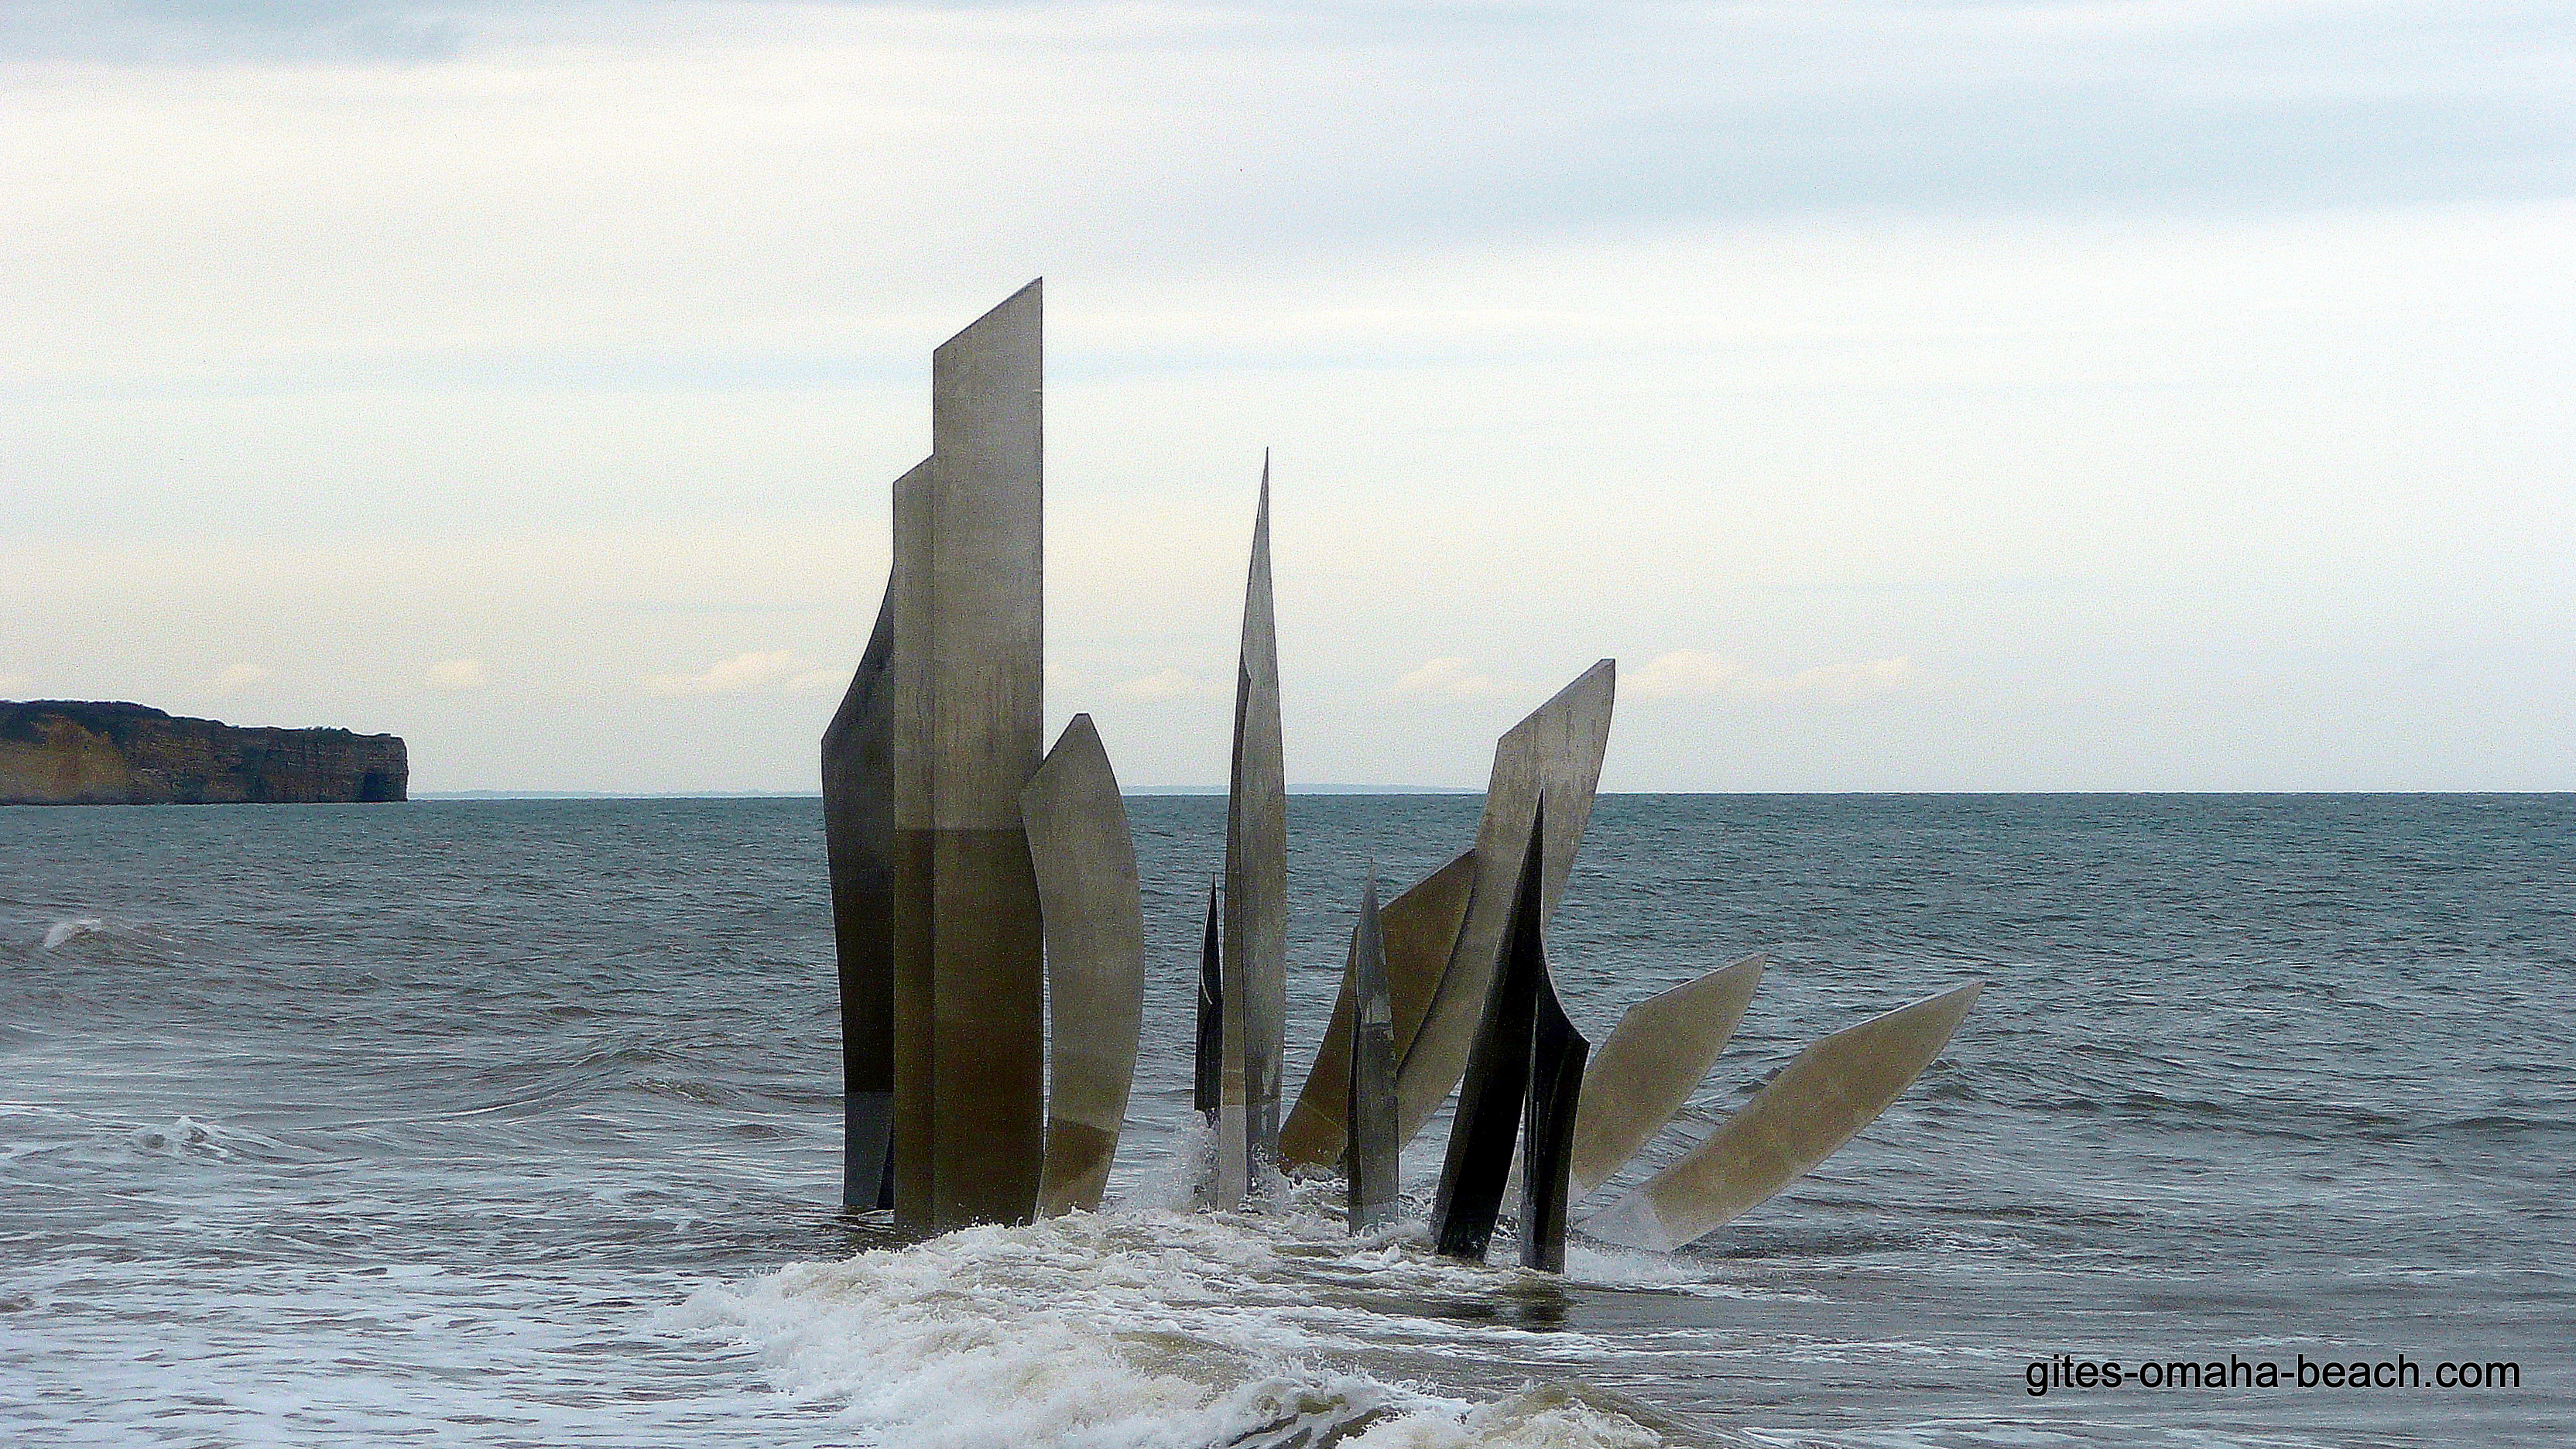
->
xmin=0 ymin=1 xmax=478 ymax=61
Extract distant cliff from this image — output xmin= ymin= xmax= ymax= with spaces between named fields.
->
xmin=0 ymin=701 xmax=407 ymax=806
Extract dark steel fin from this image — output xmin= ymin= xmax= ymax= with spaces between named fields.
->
xmin=1430 ymin=795 xmax=1551 ymax=1262
xmin=1519 ymin=958 xmax=1589 ymax=1272
xmin=1194 ymin=880 xmax=1223 ymax=1119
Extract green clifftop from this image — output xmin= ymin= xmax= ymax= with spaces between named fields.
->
xmin=0 ymin=701 xmax=406 ymax=806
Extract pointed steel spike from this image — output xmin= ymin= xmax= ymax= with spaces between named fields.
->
xmin=1394 ymin=662 xmax=1613 ymax=1153
xmin=1519 ymin=955 xmax=1589 ymax=1273
xmin=1279 ymin=848 xmax=1475 ymax=1170
xmin=1022 ymin=715 xmax=1146 ymax=1218
xmin=1430 ymin=794 xmax=1551 ymax=1262
xmin=1346 ymin=868 xmax=1400 ymax=1235
xmin=1581 ymin=982 xmax=1985 ymax=1252
xmin=1218 ymin=458 xmax=1284 ymax=1202
xmin=823 ymin=567 xmax=899 ymax=1211
xmin=1568 ymin=955 xmax=1767 ymax=1201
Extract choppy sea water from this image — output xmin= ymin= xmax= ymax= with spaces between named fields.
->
xmin=3 ymin=794 xmax=2570 ymax=1447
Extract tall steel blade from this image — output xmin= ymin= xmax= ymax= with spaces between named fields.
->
xmin=892 ymin=279 xmax=1048 ymax=1233
xmin=1218 ymin=457 xmax=1284 ymax=1203
xmin=1394 ymin=663 xmax=1612 ymax=1153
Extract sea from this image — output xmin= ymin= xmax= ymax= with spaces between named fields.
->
xmin=3 ymin=794 xmax=2569 ymax=1447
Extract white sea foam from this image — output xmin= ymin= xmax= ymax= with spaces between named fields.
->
xmin=127 ymin=1114 xmax=297 ymax=1162
xmin=1126 ymin=1116 xmax=1221 ymax=1211
xmin=1338 ymin=1389 xmax=1665 ymax=1448
xmin=1561 ymin=1242 xmax=1720 ymax=1291
xmin=677 ymin=1205 xmax=1672 ymax=1449
xmin=130 ymin=1115 xmax=218 ymax=1154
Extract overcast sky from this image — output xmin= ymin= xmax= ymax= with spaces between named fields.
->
xmin=4 ymin=1 xmax=2570 ymax=792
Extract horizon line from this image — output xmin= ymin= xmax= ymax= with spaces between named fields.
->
xmin=409 ymin=787 xmax=2576 ymax=800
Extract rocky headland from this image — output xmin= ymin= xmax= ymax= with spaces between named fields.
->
xmin=0 ymin=701 xmax=407 ymax=806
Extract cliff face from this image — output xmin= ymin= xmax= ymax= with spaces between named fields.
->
xmin=0 ymin=701 xmax=407 ymax=806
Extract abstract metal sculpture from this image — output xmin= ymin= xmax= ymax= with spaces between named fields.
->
xmin=819 ymin=284 xmax=1985 ymax=1264
xmin=824 ymin=578 xmax=896 ymax=1210
xmin=1345 ymin=871 xmax=1400 ymax=1235
xmin=1278 ymin=848 xmax=1475 ymax=1170
xmin=1023 ymin=714 xmax=1146 ymax=1218
xmin=1394 ymin=663 xmax=1614 ymax=1152
xmin=1218 ymin=459 xmax=1286 ymax=1204
xmin=890 ymin=282 xmax=1049 ymax=1233
xmin=1430 ymin=798 xmax=1586 ymax=1266
xmin=1581 ymin=982 xmax=1984 ymax=1252
xmin=1567 ymin=955 xmax=1765 ymax=1200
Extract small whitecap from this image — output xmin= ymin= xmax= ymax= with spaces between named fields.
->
xmin=40 ymin=917 xmax=104 ymax=952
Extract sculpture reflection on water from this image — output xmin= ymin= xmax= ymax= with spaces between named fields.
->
xmin=822 ymin=282 xmax=1983 ymax=1268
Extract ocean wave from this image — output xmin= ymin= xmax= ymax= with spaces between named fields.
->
xmin=41 ymin=916 xmax=108 ymax=952
xmin=31 ymin=914 xmax=175 ymax=958
xmin=677 ymin=1206 xmax=1672 ymax=1449
xmin=15 ymin=914 xmax=187 ymax=987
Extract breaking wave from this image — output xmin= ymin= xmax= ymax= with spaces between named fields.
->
xmin=678 ymin=1202 xmax=1673 ymax=1449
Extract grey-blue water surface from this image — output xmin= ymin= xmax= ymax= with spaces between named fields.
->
xmin=3 ymin=794 xmax=2570 ymax=1447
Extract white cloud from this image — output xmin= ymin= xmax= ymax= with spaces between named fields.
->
xmin=425 ymin=656 xmax=486 ymax=691
xmin=1625 ymin=650 xmax=1744 ymax=700
xmin=1392 ymin=657 xmax=1515 ymax=700
xmin=0 ymin=670 xmax=29 ymax=693
xmin=1112 ymin=667 xmax=1222 ymax=701
xmin=211 ymin=663 xmax=272 ymax=694
xmin=1630 ymin=649 xmax=1924 ymax=704
xmin=645 ymin=649 xmax=803 ymax=697
xmin=786 ymin=666 xmax=844 ymax=693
